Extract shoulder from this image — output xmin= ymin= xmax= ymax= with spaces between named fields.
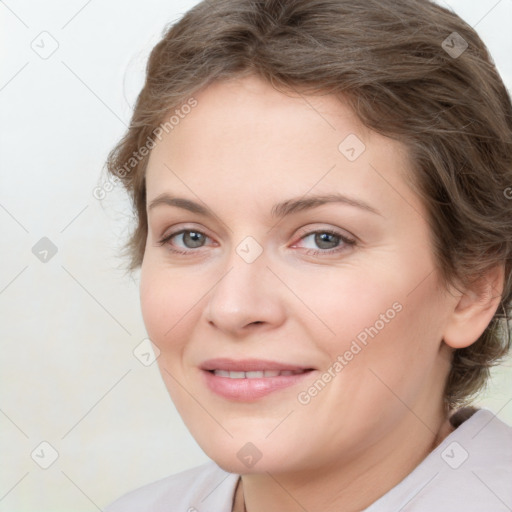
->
xmin=104 ymin=461 xmax=239 ymax=512
xmin=462 ymin=408 xmax=512 ymax=463
xmin=466 ymin=408 xmax=512 ymax=479
xmin=364 ymin=408 xmax=512 ymax=511
xmin=432 ymin=408 xmax=512 ymax=508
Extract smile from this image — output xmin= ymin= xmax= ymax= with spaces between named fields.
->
xmin=200 ymin=359 xmax=315 ymax=401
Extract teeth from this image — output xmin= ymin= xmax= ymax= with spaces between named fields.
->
xmin=246 ymin=371 xmax=264 ymax=378
xmin=212 ymin=369 xmax=305 ymax=379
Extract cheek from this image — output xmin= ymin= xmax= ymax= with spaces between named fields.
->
xmin=308 ymin=264 xmax=447 ymax=385
xmin=299 ymin=268 xmax=404 ymax=352
xmin=139 ymin=262 xmax=198 ymax=354
xmin=349 ymin=284 xmax=447 ymax=406
xmin=139 ymin=264 xmax=202 ymax=408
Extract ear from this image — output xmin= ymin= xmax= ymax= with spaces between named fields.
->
xmin=443 ymin=264 xmax=504 ymax=349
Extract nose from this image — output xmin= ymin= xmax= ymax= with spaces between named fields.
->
xmin=204 ymin=248 xmax=287 ymax=336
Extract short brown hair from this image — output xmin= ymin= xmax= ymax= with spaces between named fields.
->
xmin=105 ymin=0 xmax=512 ymax=410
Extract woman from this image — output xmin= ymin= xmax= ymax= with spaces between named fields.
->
xmin=104 ymin=0 xmax=512 ymax=510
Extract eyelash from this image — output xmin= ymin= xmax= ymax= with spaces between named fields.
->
xmin=156 ymin=228 xmax=356 ymax=256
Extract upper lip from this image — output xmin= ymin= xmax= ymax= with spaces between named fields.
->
xmin=200 ymin=358 xmax=313 ymax=372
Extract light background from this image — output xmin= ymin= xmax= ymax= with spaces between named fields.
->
xmin=1 ymin=1 xmax=511 ymax=510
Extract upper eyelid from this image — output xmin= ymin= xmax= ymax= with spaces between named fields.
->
xmin=294 ymin=224 xmax=355 ymax=240
xmin=159 ymin=224 xmax=215 ymax=242
xmin=159 ymin=224 xmax=350 ymax=237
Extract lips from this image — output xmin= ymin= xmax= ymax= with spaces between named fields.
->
xmin=200 ymin=358 xmax=315 ymax=401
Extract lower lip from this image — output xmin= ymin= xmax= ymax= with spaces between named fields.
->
xmin=202 ymin=370 xmax=313 ymax=401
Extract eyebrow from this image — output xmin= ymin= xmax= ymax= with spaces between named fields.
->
xmin=147 ymin=192 xmax=381 ymax=218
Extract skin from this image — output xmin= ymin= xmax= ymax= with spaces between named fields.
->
xmin=139 ymin=74 xmax=502 ymax=512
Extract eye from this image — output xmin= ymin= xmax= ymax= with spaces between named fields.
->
xmin=293 ymin=229 xmax=356 ymax=256
xmin=157 ymin=227 xmax=356 ymax=257
xmin=157 ymin=229 xmax=213 ymax=254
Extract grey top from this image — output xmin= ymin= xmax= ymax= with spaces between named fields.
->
xmin=104 ymin=408 xmax=512 ymax=511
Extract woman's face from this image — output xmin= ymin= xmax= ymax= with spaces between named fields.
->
xmin=140 ymin=75 xmax=457 ymax=474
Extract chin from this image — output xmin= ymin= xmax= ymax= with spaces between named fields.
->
xmin=209 ymin=453 xmax=284 ymax=476
xmin=197 ymin=436 xmax=300 ymax=475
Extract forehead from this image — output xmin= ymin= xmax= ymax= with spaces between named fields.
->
xmin=152 ymin=75 xmax=369 ymax=162
xmin=145 ymin=75 xmax=421 ymax=222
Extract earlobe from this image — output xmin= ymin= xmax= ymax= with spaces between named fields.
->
xmin=442 ymin=264 xmax=504 ymax=349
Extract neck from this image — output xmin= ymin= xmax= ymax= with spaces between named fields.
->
xmin=236 ymin=405 xmax=453 ymax=512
